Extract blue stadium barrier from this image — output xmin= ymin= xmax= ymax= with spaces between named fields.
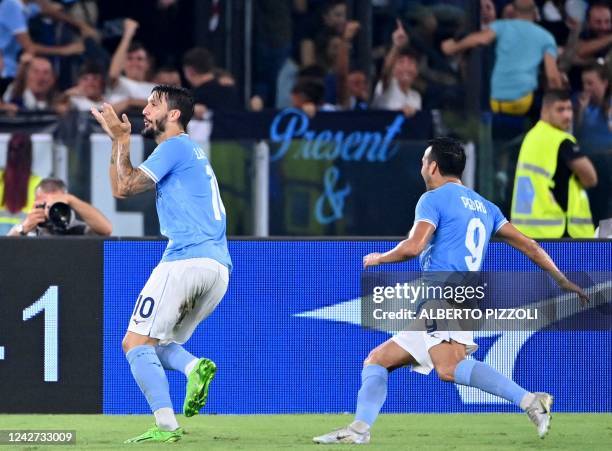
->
xmin=103 ymin=240 xmax=611 ymax=414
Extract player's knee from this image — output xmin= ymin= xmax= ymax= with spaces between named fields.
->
xmin=435 ymin=364 xmax=457 ymax=382
xmin=121 ymin=336 xmax=132 ymax=354
xmin=364 ymin=349 xmax=387 ymax=368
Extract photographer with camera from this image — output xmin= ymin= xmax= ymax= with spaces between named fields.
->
xmin=7 ymin=178 xmax=112 ymax=236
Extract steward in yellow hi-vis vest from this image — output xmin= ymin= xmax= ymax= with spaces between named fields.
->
xmin=0 ymin=171 xmax=42 ymax=235
xmin=511 ymin=91 xmax=597 ymax=238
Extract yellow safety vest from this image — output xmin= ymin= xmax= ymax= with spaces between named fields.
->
xmin=511 ymin=121 xmax=594 ymax=238
xmin=0 ymin=171 xmax=41 ymax=234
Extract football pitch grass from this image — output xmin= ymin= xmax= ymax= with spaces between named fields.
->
xmin=1 ymin=414 xmax=610 ymax=450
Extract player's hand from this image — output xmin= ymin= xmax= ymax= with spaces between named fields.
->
xmin=363 ymin=252 xmax=383 ymax=268
xmin=91 ymin=103 xmax=131 ymax=141
xmin=559 ymin=279 xmax=590 ymax=306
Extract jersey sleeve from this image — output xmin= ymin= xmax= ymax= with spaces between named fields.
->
xmin=414 ymin=193 xmax=440 ymax=228
xmin=139 ymin=139 xmax=189 ymax=183
xmin=492 ymin=203 xmax=508 ymax=233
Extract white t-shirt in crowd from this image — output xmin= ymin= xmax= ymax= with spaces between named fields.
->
xmin=106 ymin=76 xmax=155 ymax=103
xmin=2 ymin=85 xmax=49 ymax=110
xmin=371 ymin=78 xmax=422 ymax=111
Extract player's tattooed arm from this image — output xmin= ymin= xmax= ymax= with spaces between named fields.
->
xmin=109 ymin=140 xmax=120 ymax=196
xmin=115 ymin=139 xmax=155 ymax=197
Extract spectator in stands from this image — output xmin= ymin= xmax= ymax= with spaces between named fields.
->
xmin=2 ymin=55 xmax=59 ymax=111
xmin=106 ymin=19 xmax=155 ymax=112
xmin=317 ymin=2 xmax=361 ymax=106
xmin=331 ymin=17 xmax=363 ymax=109
xmin=7 ymin=177 xmax=112 ymax=236
xmin=511 ymin=90 xmax=598 ymax=238
xmin=576 ymin=62 xmax=611 ymax=154
xmin=182 ymin=47 xmax=241 ymax=117
xmin=576 ymin=1 xmax=612 ymax=61
xmin=372 ymin=21 xmax=421 ymax=117
xmin=575 ymin=62 xmax=611 ymax=225
xmin=290 ymin=78 xmax=336 ymax=115
xmin=152 ymin=66 xmax=182 ymax=87
xmin=481 ymin=0 xmax=497 ymax=29
xmin=252 ymin=0 xmax=292 ymax=107
xmin=62 ymin=60 xmax=106 ymax=111
xmin=442 ymin=0 xmax=563 ymax=116
xmin=344 ymin=68 xmax=370 ymax=110
xmin=0 ymin=132 xmax=41 ymax=235
xmin=0 ymin=0 xmax=86 ymax=96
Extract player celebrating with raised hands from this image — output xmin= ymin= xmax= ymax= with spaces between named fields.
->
xmin=91 ymin=86 xmax=231 ymax=443
xmin=314 ymin=137 xmax=588 ymax=445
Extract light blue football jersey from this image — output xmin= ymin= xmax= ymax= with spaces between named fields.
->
xmin=414 ymin=183 xmax=507 ymax=272
xmin=139 ymin=133 xmax=232 ymax=270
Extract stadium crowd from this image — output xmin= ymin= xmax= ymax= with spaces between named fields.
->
xmin=0 ymin=0 xmax=610 ymax=236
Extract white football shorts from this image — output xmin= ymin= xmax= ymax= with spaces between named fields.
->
xmin=392 ymin=330 xmax=478 ymax=375
xmin=127 ymin=257 xmax=229 ymax=345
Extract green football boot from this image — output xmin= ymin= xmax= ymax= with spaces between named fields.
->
xmin=183 ymin=358 xmax=217 ymax=417
xmin=124 ymin=425 xmax=184 ymax=444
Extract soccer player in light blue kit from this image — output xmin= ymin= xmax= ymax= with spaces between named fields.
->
xmin=314 ymin=138 xmax=588 ymax=444
xmin=92 ymin=85 xmax=231 ymax=443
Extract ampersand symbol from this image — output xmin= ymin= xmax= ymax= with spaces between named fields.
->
xmin=315 ymin=166 xmax=351 ymax=225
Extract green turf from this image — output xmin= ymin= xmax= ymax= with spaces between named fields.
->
xmin=0 ymin=414 xmax=610 ymax=450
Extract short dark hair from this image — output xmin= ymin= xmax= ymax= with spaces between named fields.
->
xmin=582 ymin=62 xmax=608 ymax=80
xmin=396 ymin=46 xmax=420 ymax=62
xmin=37 ymin=177 xmax=67 ymax=193
xmin=322 ymin=0 xmax=346 ymax=15
xmin=182 ymin=47 xmax=215 ymax=74
xmin=79 ymin=60 xmax=105 ymax=78
xmin=297 ymin=65 xmax=326 ymax=81
xmin=427 ymin=137 xmax=466 ymax=178
xmin=291 ymin=79 xmax=325 ymax=105
xmin=128 ymin=41 xmax=148 ymax=55
xmin=151 ymin=85 xmax=194 ymax=129
xmin=542 ymin=89 xmax=571 ymax=105
xmin=588 ymin=1 xmax=611 ymax=19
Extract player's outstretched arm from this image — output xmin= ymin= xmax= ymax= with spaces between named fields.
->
xmin=364 ymin=221 xmax=435 ymax=268
xmin=496 ymin=223 xmax=589 ymax=305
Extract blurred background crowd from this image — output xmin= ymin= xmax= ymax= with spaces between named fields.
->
xmin=0 ymin=0 xmax=610 ymax=236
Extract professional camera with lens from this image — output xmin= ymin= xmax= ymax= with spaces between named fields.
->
xmin=36 ymin=202 xmax=73 ymax=233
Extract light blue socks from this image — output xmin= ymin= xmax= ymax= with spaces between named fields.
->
xmin=354 ymin=364 xmax=389 ymax=426
xmin=126 ymin=345 xmax=173 ymax=412
xmin=454 ymin=359 xmax=529 ymax=407
xmin=155 ymin=342 xmax=197 ymax=376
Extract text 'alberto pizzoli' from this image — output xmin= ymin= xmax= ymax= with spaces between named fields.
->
xmin=372 ymin=308 xmax=539 ymax=321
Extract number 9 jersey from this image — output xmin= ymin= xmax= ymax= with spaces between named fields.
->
xmin=138 ymin=133 xmax=232 ymax=270
xmin=414 ymin=182 xmax=507 ymax=272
